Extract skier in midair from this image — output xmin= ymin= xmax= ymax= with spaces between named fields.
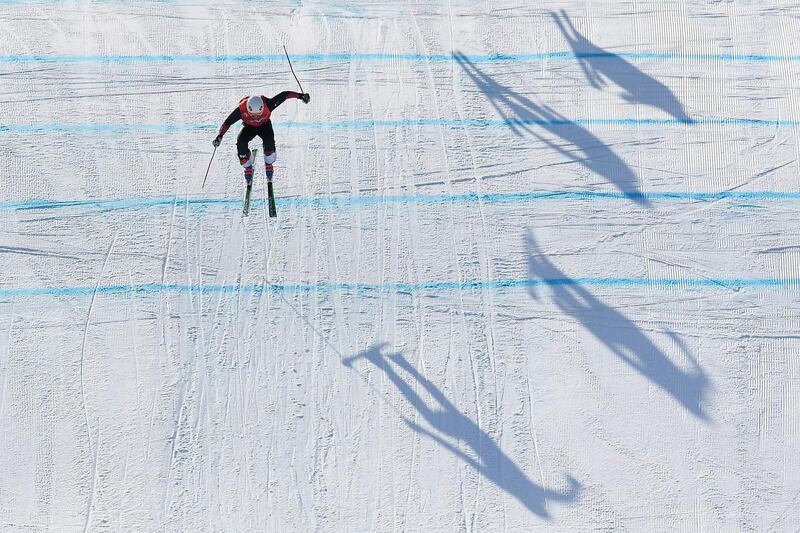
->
xmin=213 ymin=91 xmax=310 ymax=184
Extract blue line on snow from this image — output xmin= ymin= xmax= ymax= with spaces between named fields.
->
xmin=0 ymin=278 xmax=796 ymax=299
xmin=0 ymin=124 xmax=206 ymax=133
xmin=3 ymin=190 xmax=800 ymax=214
xmin=2 ymin=117 xmax=799 ymax=133
xmin=3 ymin=52 xmax=800 ymax=64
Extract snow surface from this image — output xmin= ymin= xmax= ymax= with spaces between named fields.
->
xmin=1 ymin=0 xmax=800 ymax=531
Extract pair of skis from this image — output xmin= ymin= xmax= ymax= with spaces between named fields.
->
xmin=241 ymin=180 xmax=275 ymax=217
xmin=242 ymin=148 xmax=277 ymax=218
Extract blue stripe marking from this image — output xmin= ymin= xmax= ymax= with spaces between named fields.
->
xmin=0 ymin=0 xmax=174 ymax=3
xmin=2 ymin=52 xmax=800 ymax=64
xmin=0 ymin=277 xmax=796 ymax=299
xmin=4 ymin=190 xmax=800 ymax=214
xmin=0 ymin=124 xmax=207 ymax=133
xmin=2 ymin=117 xmax=799 ymax=133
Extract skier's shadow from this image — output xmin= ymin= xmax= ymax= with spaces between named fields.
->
xmin=551 ymin=10 xmax=691 ymax=122
xmin=343 ymin=344 xmax=581 ymax=519
xmin=454 ymin=51 xmax=650 ymax=207
xmin=525 ymin=229 xmax=709 ymax=419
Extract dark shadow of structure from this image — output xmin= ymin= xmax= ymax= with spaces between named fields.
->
xmin=454 ymin=51 xmax=650 ymax=206
xmin=343 ymin=344 xmax=581 ymax=519
xmin=551 ymin=10 xmax=691 ymax=121
xmin=525 ymin=229 xmax=709 ymax=419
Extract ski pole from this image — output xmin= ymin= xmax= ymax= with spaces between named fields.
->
xmin=202 ymin=145 xmax=217 ymax=189
xmin=283 ymin=44 xmax=304 ymax=93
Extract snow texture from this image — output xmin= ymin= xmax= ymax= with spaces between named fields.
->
xmin=1 ymin=1 xmax=800 ymax=531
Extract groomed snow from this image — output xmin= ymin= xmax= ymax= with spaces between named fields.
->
xmin=1 ymin=1 xmax=799 ymax=531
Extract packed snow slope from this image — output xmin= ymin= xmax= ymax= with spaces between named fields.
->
xmin=1 ymin=1 xmax=800 ymax=531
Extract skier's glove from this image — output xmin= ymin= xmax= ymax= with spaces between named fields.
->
xmin=300 ymin=93 xmax=310 ymax=104
xmin=212 ymin=136 xmax=222 ymax=147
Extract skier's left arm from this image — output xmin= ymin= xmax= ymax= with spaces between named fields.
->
xmin=267 ymin=91 xmax=311 ymax=111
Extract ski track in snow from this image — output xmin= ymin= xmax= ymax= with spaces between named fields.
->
xmin=1 ymin=1 xmax=800 ymax=531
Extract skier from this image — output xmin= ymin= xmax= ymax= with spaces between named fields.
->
xmin=213 ymin=91 xmax=311 ymax=184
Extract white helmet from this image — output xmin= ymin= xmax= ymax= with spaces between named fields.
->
xmin=246 ymin=95 xmax=265 ymax=115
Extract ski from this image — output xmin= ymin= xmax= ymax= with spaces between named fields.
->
xmin=243 ymin=182 xmax=253 ymax=216
xmin=242 ymin=148 xmax=257 ymax=217
xmin=267 ymin=179 xmax=277 ymax=218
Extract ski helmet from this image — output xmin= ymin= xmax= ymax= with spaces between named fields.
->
xmin=246 ymin=95 xmax=265 ymax=115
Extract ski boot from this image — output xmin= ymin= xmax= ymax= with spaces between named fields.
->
xmin=264 ymin=150 xmax=276 ymax=182
xmin=239 ymin=151 xmax=255 ymax=186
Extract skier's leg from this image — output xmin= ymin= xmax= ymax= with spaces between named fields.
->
xmin=264 ymin=150 xmax=276 ymax=179
xmin=237 ymin=126 xmax=259 ymax=183
xmin=258 ymin=122 xmax=277 ymax=179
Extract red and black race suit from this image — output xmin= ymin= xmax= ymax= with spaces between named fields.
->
xmin=216 ymin=91 xmax=301 ymax=159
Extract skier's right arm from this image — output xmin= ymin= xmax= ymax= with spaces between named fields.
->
xmin=213 ymin=108 xmax=242 ymax=146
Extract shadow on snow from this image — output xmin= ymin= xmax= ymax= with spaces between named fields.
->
xmin=525 ymin=229 xmax=709 ymax=420
xmin=551 ymin=10 xmax=691 ymax=122
xmin=454 ymin=51 xmax=651 ymax=207
xmin=343 ymin=343 xmax=581 ymax=519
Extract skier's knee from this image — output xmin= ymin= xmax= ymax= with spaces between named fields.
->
xmin=264 ymin=150 xmax=276 ymax=165
xmin=239 ymin=150 xmax=253 ymax=167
